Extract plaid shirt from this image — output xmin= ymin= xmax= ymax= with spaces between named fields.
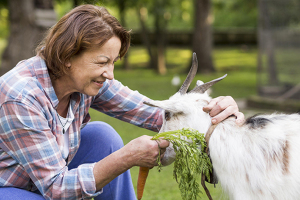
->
xmin=0 ymin=56 xmax=163 ymax=199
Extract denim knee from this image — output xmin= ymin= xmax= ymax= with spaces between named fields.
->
xmin=68 ymin=121 xmax=125 ymax=169
xmin=82 ymin=121 xmax=124 ymax=151
xmin=0 ymin=187 xmax=45 ymax=200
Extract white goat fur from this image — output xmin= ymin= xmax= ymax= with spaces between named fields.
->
xmin=149 ymin=90 xmax=300 ymax=200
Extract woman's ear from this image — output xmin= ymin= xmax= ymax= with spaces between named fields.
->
xmin=65 ymin=61 xmax=71 ymax=68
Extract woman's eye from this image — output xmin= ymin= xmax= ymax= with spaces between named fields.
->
xmin=97 ymin=62 xmax=107 ymax=66
xmin=165 ymin=111 xmax=171 ymax=121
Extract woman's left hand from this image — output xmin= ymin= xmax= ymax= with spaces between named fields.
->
xmin=203 ymin=96 xmax=244 ymax=125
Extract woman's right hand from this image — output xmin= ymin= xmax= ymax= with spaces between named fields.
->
xmin=93 ymin=135 xmax=169 ymax=191
xmin=123 ymin=135 xmax=169 ymax=168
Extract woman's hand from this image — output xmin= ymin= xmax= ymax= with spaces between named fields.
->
xmin=123 ymin=135 xmax=169 ymax=168
xmin=203 ymin=96 xmax=245 ymax=125
xmin=93 ymin=136 xmax=169 ymax=191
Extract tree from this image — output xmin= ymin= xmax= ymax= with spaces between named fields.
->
xmin=134 ymin=0 xmax=174 ymax=75
xmin=192 ymin=0 xmax=215 ymax=73
xmin=153 ymin=0 xmax=168 ymax=75
xmin=112 ymin=0 xmax=130 ymax=70
xmin=258 ymin=0 xmax=278 ymax=85
xmin=136 ymin=4 xmax=155 ymax=70
xmin=0 ymin=0 xmax=56 ymax=75
xmin=212 ymin=0 xmax=257 ymax=28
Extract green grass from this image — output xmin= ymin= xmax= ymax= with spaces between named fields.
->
xmin=113 ymin=46 xmax=257 ymax=100
xmin=88 ymin=45 xmax=257 ymax=200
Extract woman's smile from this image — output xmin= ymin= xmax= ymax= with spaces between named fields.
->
xmin=93 ymin=80 xmax=104 ymax=88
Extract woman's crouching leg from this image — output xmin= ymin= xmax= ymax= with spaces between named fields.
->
xmin=0 ymin=187 xmax=45 ymax=200
xmin=68 ymin=121 xmax=137 ymax=200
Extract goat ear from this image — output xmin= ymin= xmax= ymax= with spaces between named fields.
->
xmin=143 ymin=101 xmax=159 ymax=108
xmin=189 ymin=74 xmax=227 ymax=94
xmin=144 ymin=100 xmax=182 ymax=113
xmin=144 ymin=100 xmax=171 ymax=110
xmin=196 ymin=80 xmax=204 ymax=86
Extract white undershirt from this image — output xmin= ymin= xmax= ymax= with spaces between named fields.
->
xmin=57 ymin=104 xmax=74 ymax=160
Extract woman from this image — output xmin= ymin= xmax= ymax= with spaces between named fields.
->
xmin=0 ymin=5 xmax=244 ymax=200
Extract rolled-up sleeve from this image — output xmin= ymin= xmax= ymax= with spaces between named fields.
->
xmin=91 ymin=79 xmax=163 ymax=132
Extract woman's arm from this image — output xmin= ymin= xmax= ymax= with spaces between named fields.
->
xmin=91 ymin=79 xmax=164 ymax=132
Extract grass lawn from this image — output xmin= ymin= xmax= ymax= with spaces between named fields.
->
xmin=88 ymin=45 xmax=258 ymax=200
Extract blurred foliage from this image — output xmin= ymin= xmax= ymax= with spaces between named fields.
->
xmin=54 ymin=0 xmax=73 ymax=18
xmin=0 ymin=39 xmax=7 ymax=56
xmin=53 ymin=0 xmax=258 ymax=32
xmin=0 ymin=0 xmax=7 ymax=7
xmin=213 ymin=0 xmax=258 ymax=28
xmin=6 ymin=0 xmax=298 ymax=38
xmin=260 ymin=0 xmax=300 ymax=29
xmin=0 ymin=0 xmax=259 ymax=39
xmin=0 ymin=0 xmax=8 ymax=39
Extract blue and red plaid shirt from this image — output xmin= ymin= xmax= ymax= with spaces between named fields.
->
xmin=0 ymin=56 xmax=163 ymax=199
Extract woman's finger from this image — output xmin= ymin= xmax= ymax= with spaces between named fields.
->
xmin=234 ymin=111 xmax=245 ymax=125
xmin=211 ymin=105 xmax=235 ymax=124
xmin=205 ymin=96 xmax=245 ymax=125
xmin=154 ymin=139 xmax=169 ymax=148
xmin=209 ymin=98 xmax=234 ymax=117
xmin=203 ymin=96 xmax=225 ymax=113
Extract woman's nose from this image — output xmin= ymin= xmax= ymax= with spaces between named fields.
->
xmin=103 ymin=65 xmax=114 ymax=80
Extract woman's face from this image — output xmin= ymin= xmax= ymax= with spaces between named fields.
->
xmin=65 ymin=36 xmax=121 ymax=96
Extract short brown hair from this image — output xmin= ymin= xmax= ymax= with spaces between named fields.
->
xmin=36 ymin=4 xmax=131 ymax=79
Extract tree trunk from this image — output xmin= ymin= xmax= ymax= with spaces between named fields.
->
xmin=136 ymin=6 xmax=156 ymax=69
xmin=118 ymin=0 xmax=130 ymax=70
xmin=192 ymin=0 xmax=215 ymax=73
xmin=259 ymin=0 xmax=279 ymax=85
xmin=153 ymin=0 xmax=167 ymax=75
xmin=0 ymin=0 xmax=55 ymax=75
xmin=265 ymin=32 xmax=278 ymax=85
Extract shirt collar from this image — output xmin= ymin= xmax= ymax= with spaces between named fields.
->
xmin=33 ymin=56 xmax=59 ymax=108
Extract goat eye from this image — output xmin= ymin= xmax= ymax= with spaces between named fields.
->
xmin=165 ymin=111 xmax=171 ymax=121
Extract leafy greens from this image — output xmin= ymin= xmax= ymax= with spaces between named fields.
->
xmin=152 ymin=128 xmax=213 ymax=200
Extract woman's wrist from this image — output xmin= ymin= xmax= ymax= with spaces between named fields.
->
xmin=93 ymin=148 xmax=132 ymax=191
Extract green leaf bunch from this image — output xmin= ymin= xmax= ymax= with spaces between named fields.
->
xmin=152 ymin=128 xmax=212 ymax=200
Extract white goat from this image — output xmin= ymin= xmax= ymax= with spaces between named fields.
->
xmin=145 ymin=53 xmax=300 ymax=200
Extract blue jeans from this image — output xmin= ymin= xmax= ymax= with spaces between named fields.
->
xmin=0 ymin=121 xmax=137 ymax=200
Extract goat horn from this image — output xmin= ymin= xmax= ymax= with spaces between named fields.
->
xmin=189 ymin=74 xmax=227 ymax=94
xmin=178 ymin=52 xmax=198 ymax=95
